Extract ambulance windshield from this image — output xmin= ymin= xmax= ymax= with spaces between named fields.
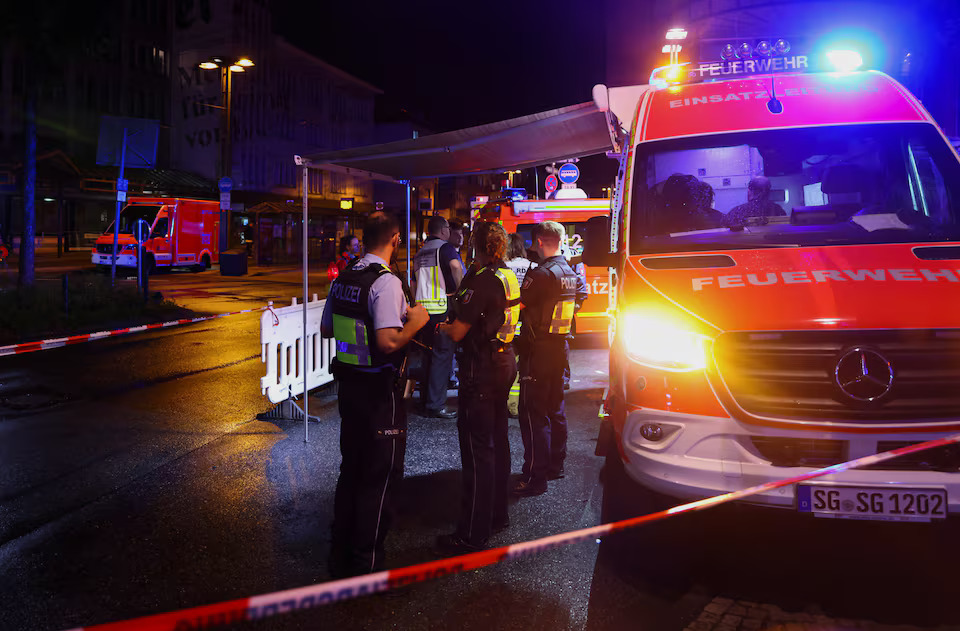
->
xmin=105 ymin=205 xmax=162 ymax=235
xmin=629 ymin=123 xmax=960 ymax=253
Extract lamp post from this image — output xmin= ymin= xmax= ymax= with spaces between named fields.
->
xmin=199 ymin=56 xmax=254 ymax=252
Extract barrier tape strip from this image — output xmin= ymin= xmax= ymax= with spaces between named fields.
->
xmin=66 ymin=432 xmax=960 ymax=631
xmin=0 ymin=307 xmax=266 ymax=358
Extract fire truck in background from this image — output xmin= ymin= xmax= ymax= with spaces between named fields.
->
xmin=92 ymin=197 xmax=220 ymax=274
xmin=477 ymin=197 xmax=612 ymax=335
xmin=584 ymin=37 xmax=960 ymax=522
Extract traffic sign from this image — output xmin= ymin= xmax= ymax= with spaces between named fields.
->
xmin=218 ymin=177 xmax=233 ymax=192
xmin=558 ymin=163 xmax=580 ymax=184
xmin=544 ymin=174 xmax=559 ymax=193
xmin=220 ymin=192 xmax=231 ymax=210
xmin=117 ymin=177 xmax=129 ymax=192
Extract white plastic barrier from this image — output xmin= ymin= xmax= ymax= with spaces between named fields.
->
xmin=260 ymin=295 xmax=337 ymax=404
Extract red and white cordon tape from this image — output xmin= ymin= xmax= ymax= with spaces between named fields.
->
xmin=0 ymin=307 xmax=266 ymax=358
xmin=65 ymin=432 xmax=960 ymax=631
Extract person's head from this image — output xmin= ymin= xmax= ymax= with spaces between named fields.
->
xmin=533 ymin=220 xmax=564 ymax=259
xmin=362 ymin=212 xmax=401 ymax=261
xmin=427 ymin=215 xmax=450 ymax=240
xmin=448 ymin=221 xmax=465 ymax=248
xmin=662 ymin=174 xmax=697 ymax=213
xmin=747 ymin=176 xmax=772 ymax=202
xmin=339 ymin=234 xmax=359 ymax=255
xmin=506 ymin=232 xmax=527 ymax=260
xmin=470 ymin=220 xmax=507 ymax=266
xmin=694 ymin=181 xmax=715 ymax=211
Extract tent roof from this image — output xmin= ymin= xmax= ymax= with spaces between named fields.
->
xmin=306 ymin=101 xmax=616 ymax=180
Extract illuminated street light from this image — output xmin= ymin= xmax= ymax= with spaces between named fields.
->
xmin=666 ymin=28 xmax=687 ymax=40
xmin=197 ymin=55 xmax=255 ymax=251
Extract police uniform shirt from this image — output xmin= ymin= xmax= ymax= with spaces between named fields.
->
xmin=519 ymin=255 xmax=565 ymax=310
xmin=455 ymin=265 xmax=508 ymax=353
xmin=321 ymin=253 xmax=408 ymax=333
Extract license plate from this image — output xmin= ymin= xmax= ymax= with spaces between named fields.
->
xmin=797 ymin=484 xmax=947 ymax=522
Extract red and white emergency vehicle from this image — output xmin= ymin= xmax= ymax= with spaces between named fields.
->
xmin=477 ymin=197 xmax=611 ymax=335
xmin=585 ymin=41 xmax=960 ymax=521
xmin=92 ymin=197 xmax=220 ymax=273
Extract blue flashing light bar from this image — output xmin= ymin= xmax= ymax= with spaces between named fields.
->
xmin=826 ymin=49 xmax=863 ymax=72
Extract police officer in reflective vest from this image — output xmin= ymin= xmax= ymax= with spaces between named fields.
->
xmin=321 ymin=212 xmax=430 ymax=577
xmin=513 ymin=220 xmax=578 ymax=497
xmin=434 ymin=221 xmax=520 ymax=554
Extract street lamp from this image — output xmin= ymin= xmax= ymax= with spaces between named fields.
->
xmin=198 ymin=56 xmax=254 ymax=251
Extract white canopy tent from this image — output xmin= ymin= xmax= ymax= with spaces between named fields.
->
xmin=290 ymin=84 xmax=636 ymax=438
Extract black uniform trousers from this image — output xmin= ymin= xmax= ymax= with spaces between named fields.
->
xmin=455 ymin=345 xmax=517 ymax=547
xmin=329 ymin=367 xmax=406 ymax=578
xmin=518 ymin=337 xmax=567 ymax=486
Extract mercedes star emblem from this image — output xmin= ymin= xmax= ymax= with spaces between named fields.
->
xmin=834 ymin=347 xmax=894 ymax=403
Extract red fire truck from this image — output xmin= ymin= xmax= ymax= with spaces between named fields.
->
xmin=585 ymin=40 xmax=960 ymax=521
xmin=92 ymin=197 xmax=220 ymax=273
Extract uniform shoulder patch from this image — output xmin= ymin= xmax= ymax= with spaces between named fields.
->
xmin=521 ymin=275 xmax=534 ymax=289
xmin=461 ymin=289 xmax=474 ymax=304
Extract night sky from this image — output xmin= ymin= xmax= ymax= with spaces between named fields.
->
xmin=272 ymin=0 xmax=608 ymax=132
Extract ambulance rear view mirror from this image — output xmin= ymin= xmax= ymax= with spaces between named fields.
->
xmin=582 ymin=215 xmax=616 ymax=268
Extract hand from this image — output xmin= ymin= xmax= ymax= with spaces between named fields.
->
xmin=406 ymin=304 xmax=430 ymax=331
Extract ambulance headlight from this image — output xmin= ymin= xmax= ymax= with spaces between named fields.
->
xmin=737 ymin=42 xmax=754 ymax=59
xmin=826 ymin=49 xmax=863 ymax=72
xmin=755 ymin=40 xmax=773 ymax=57
xmin=619 ymin=312 xmax=712 ymax=372
xmin=720 ymin=43 xmax=737 ymax=61
xmin=774 ymin=38 xmax=791 ymax=55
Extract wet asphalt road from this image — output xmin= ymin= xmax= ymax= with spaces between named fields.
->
xmin=1 ymin=277 xmax=959 ymax=630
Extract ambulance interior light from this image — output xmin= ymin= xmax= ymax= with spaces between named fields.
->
xmin=826 ymin=49 xmax=863 ymax=72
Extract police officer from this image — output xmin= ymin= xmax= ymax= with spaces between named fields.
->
xmin=434 ymin=221 xmax=520 ymax=554
xmin=513 ymin=220 xmax=578 ymax=497
xmin=321 ymin=212 xmax=430 ymax=578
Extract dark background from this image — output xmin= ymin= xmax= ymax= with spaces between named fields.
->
xmin=273 ymin=0 xmax=608 ymax=132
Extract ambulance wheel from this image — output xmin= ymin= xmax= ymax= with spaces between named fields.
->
xmin=202 ymin=253 xmax=211 ymax=270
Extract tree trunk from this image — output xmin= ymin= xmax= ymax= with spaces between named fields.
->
xmin=19 ymin=82 xmax=37 ymax=288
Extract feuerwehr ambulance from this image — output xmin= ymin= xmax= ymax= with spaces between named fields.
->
xmin=584 ymin=38 xmax=960 ymax=522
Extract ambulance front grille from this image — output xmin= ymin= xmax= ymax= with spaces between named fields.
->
xmin=713 ymin=330 xmax=960 ymax=423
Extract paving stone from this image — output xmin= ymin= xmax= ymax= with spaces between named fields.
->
xmin=741 ymin=619 xmax=763 ymax=630
xmin=738 ymin=601 xmax=760 ymax=608
xmin=685 ymin=621 xmax=714 ymax=631
xmin=729 ymin=606 xmax=749 ymax=616
xmin=722 ymin=614 xmax=744 ymax=626
xmin=707 ymin=601 xmax=734 ymax=615
xmin=698 ymin=611 xmax=722 ymax=624
xmin=746 ymin=607 xmax=769 ymax=620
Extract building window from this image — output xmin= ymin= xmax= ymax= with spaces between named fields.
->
xmin=308 ymin=170 xmax=323 ymax=194
xmin=330 ymin=172 xmax=347 ymax=194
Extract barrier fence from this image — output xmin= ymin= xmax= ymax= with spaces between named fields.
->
xmin=260 ymin=296 xmax=337 ymax=405
xmin=0 ymin=307 xmax=266 ymax=358
xmin=64 ymin=432 xmax=960 ymax=631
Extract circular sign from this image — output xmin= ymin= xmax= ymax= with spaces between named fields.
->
xmin=544 ymin=174 xmax=559 ymax=193
xmin=558 ymin=163 xmax=580 ymax=184
xmin=218 ymin=176 xmax=233 ymax=192
xmin=134 ymin=218 xmax=151 ymax=245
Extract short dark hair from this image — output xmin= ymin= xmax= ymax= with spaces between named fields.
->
xmin=448 ymin=221 xmax=464 ymax=233
xmin=427 ymin=215 xmax=449 ymax=236
xmin=338 ymin=234 xmax=357 ymax=253
xmin=363 ymin=212 xmax=400 ymax=250
xmin=533 ymin=220 xmax=564 ymax=247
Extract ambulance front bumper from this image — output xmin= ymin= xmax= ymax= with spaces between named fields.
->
xmin=619 ymin=408 xmax=960 ymax=513
xmin=92 ymin=252 xmax=137 ymax=267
